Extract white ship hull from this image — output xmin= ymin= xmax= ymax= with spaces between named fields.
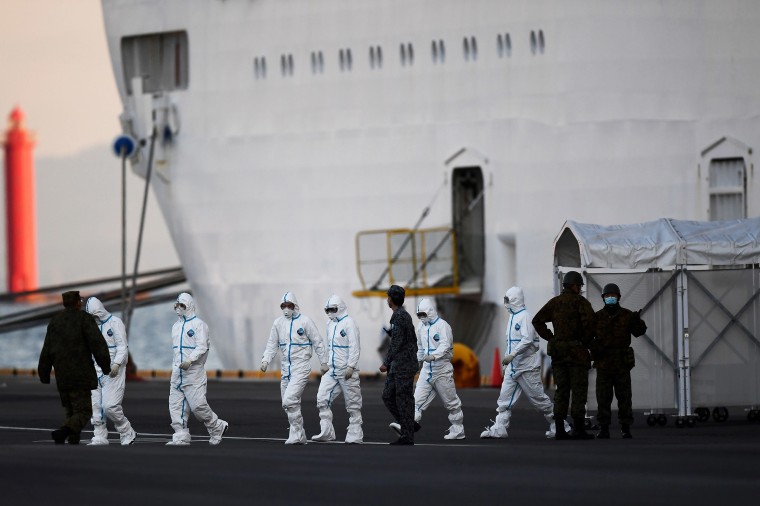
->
xmin=101 ymin=0 xmax=760 ymax=371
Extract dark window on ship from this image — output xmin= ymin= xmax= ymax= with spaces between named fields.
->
xmin=254 ymin=56 xmax=267 ymax=79
xmin=121 ymin=31 xmax=189 ymax=94
xmin=431 ymin=39 xmax=445 ymax=63
xmin=463 ymin=36 xmax=477 ymax=61
xmin=280 ymin=54 xmax=294 ymax=77
xmin=370 ymin=46 xmax=384 ymax=69
xmin=339 ymin=48 xmax=353 ymax=72
xmin=311 ymin=51 xmax=324 ymax=74
xmin=531 ymin=30 xmax=546 ymax=55
xmin=400 ymin=42 xmax=414 ymax=66
xmin=709 ymin=158 xmax=747 ymax=220
xmin=497 ymin=33 xmax=511 ymax=58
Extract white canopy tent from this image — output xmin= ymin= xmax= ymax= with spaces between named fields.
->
xmin=553 ymin=217 xmax=760 ymax=425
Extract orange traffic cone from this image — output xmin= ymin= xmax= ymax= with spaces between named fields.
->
xmin=490 ymin=347 xmax=503 ymax=387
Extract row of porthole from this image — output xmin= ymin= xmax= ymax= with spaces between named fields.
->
xmin=252 ymin=31 xmax=546 ymax=79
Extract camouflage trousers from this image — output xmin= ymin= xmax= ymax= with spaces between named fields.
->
xmin=382 ymin=372 xmax=415 ymax=441
xmin=59 ymin=389 xmax=93 ymax=443
xmin=552 ymin=365 xmax=589 ymax=421
xmin=596 ymin=369 xmax=633 ymax=426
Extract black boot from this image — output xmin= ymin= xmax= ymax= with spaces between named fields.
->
xmin=51 ymin=426 xmax=73 ymax=445
xmin=621 ymin=424 xmax=633 ymax=439
xmin=571 ymin=418 xmax=595 ymax=440
xmin=555 ymin=418 xmax=571 ymax=440
xmin=596 ymin=424 xmax=610 ymax=439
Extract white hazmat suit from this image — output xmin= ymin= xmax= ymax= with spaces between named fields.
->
xmin=84 ymin=297 xmax=136 ymax=445
xmin=262 ymin=292 xmax=328 ymax=444
xmin=402 ymin=299 xmax=465 ymax=439
xmin=481 ymin=287 xmax=570 ymax=439
xmin=167 ymin=293 xmax=228 ymax=445
xmin=312 ymin=295 xmax=363 ymax=443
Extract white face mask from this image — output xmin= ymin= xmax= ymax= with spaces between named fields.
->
xmin=282 ymin=308 xmax=294 ymax=319
xmin=175 ymin=303 xmax=187 ymax=318
xmin=420 ymin=316 xmax=429 ymax=324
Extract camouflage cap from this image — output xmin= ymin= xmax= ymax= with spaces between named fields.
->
xmin=61 ymin=290 xmax=82 ymax=308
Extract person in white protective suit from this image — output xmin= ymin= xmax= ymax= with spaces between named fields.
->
xmin=311 ymin=294 xmax=364 ymax=443
xmin=167 ymin=293 xmax=229 ymax=446
xmin=83 ymin=297 xmax=137 ymax=445
xmin=481 ymin=287 xmax=571 ymax=439
xmin=261 ymin=292 xmax=329 ymax=445
xmin=390 ymin=298 xmax=465 ymax=440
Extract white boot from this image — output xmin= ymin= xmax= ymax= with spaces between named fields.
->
xmin=88 ymin=423 xmax=109 ymax=445
xmin=285 ymin=407 xmax=307 ymax=445
xmin=445 ymin=408 xmax=465 ymax=440
xmin=166 ymin=429 xmax=191 ymax=446
xmin=480 ymin=411 xmax=510 ymax=439
xmin=444 ymin=424 xmax=466 ymax=440
xmin=119 ymin=426 xmax=137 ymax=446
xmin=312 ymin=407 xmax=336 ymax=442
xmin=345 ymin=410 xmax=364 ymax=444
xmin=209 ymin=420 xmax=229 ymax=446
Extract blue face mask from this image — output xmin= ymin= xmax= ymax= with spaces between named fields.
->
xmin=604 ymin=296 xmax=618 ymax=306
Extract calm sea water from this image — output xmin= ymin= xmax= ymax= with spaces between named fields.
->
xmin=0 ymin=302 xmax=223 ymax=371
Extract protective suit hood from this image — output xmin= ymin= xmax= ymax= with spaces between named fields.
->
xmin=416 ymin=298 xmax=438 ymax=323
xmin=281 ymin=291 xmax=300 ymax=319
xmin=175 ymin=292 xmax=197 ymax=320
xmin=84 ymin=296 xmax=110 ymax=322
xmin=324 ymin=294 xmax=347 ymax=321
xmin=504 ymin=286 xmax=526 ymax=313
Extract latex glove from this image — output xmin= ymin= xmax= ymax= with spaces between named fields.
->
xmin=320 ymin=363 xmax=330 ymax=374
xmin=180 ymin=361 xmax=192 ymax=370
xmin=108 ymin=363 xmax=120 ymax=378
xmin=344 ymin=366 xmax=354 ymax=380
xmin=501 ymin=354 xmax=515 ymax=366
xmin=423 ymin=354 xmax=435 ymax=363
xmin=260 ymin=361 xmax=268 ymax=372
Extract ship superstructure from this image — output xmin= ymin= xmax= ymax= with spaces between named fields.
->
xmin=101 ymin=0 xmax=760 ymax=371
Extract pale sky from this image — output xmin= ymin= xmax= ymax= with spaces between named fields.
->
xmin=0 ymin=0 xmax=178 ymax=289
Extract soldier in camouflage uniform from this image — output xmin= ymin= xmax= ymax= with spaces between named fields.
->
xmin=380 ymin=285 xmax=420 ymax=445
xmin=532 ymin=271 xmax=596 ymax=440
xmin=38 ymin=291 xmax=112 ymax=444
xmin=592 ymin=283 xmax=647 ymax=439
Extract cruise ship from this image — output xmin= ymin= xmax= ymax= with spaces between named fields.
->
xmin=100 ymin=0 xmax=760 ymax=374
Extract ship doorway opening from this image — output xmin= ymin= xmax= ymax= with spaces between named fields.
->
xmin=452 ymin=166 xmax=485 ymax=294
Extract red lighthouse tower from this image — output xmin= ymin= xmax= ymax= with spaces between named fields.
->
xmin=3 ymin=106 xmax=38 ymax=293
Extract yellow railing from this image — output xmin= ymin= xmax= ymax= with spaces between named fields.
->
xmin=352 ymin=226 xmax=459 ymax=297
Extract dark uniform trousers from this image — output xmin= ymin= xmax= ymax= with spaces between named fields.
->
xmin=382 ymin=372 xmax=415 ymax=440
xmin=596 ymin=368 xmax=633 ymax=426
xmin=59 ymin=389 xmax=93 ymax=442
xmin=553 ymin=365 xmax=589 ymax=421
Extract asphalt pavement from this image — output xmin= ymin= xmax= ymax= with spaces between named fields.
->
xmin=0 ymin=375 xmax=758 ymax=505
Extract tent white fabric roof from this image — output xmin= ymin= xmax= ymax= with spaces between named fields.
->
xmin=554 ymin=217 xmax=760 ymax=269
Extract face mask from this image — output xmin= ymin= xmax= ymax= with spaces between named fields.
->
xmin=175 ymin=303 xmax=187 ymax=318
xmin=604 ymin=296 xmax=618 ymax=306
xmin=282 ymin=308 xmax=294 ymax=319
xmin=420 ymin=317 xmax=429 ymax=324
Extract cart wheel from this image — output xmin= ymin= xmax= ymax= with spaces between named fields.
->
xmin=646 ymin=414 xmax=657 ymax=426
xmin=695 ymin=407 xmax=710 ymax=422
xmin=584 ymin=418 xmax=592 ymax=430
xmin=686 ymin=417 xmax=697 ymax=428
xmin=675 ymin=417 xmax=685 ymax=428
xmin=656 ymin=414 xmax=668 ymax=426
xmin=712 ymin=406 xmax=729 ymax=422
